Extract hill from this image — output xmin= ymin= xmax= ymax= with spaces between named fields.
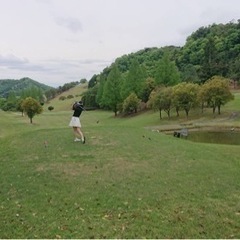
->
xmin=0 ymin=77 xmax=53 ymax=98
xmin=44 ymin=82 xmax=88 ymax=112
xmin=89 ymin=21 xmax=240 ymax=87
xmin=84 ymin=21 xmax=240 ymax=112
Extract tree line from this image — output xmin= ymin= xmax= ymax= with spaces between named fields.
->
xmin=83 ymin=54 xmax=234 ymax=118
xmin=148 ymin=76 xmax=233 ymax=119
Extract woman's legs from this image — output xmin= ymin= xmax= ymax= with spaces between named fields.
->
xmin=73 ymin=127 xmax=85 ymax=143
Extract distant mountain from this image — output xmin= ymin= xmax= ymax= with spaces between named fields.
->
xmin=0 ymin=77 xmax=53 ymax=98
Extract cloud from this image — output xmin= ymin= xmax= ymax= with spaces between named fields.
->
xmin=55 ymin=16 xmax=82 ymax=33
xmin=0 ymin=54 xmax=28 ymax=66
xmin=0 ymin=53 xmax=112 ymax=86
xmin=0 ymin=54 xmax=51 ymax=72
xmin=0 ymin=54 xmax=111 ymax=73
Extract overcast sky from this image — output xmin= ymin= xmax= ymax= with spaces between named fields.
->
xmin=0 ymin=0 xmax=239 ymax=87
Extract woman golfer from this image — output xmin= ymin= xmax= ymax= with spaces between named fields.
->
xmin=69 ymin=100 xmax=86 ymax=144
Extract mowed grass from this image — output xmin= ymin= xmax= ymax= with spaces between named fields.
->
xmin=0 ymin=95 xmax=240 ymax=238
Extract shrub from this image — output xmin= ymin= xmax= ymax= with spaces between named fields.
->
xmin=48 ymin=106 xmax=54 ymax=111
xmin=59 ymin=96 xmax=66 ymax=101
xmin=67 ymin=95 xmax=74 ymax=99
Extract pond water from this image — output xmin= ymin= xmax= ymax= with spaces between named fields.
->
xmin=186 ymin=130 xmax=240 ymax=145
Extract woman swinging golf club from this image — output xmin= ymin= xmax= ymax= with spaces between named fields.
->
xmin=69 ymin=100 xmax=86 ymax=144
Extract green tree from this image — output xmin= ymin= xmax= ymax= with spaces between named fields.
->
xmin=181 ymin=64 xmax=200 ymax=83
xmin=80 ymin=78 xmax=87 ymax=84
xmin=155 ymin=51 xmax=180 ymax=86
xmin=20 ymin=86 xmax=43 ymax=102
xmin=7 ymin=91 xmax=17 ymax=103
xmin=82 ymin=85 xmax=99 ymax=108
xmin=0 ymin=98 xmax=6 ymax=109
xmin=121 ymin=59 xmax=146 ymax=99
xmin=229 ymin=54 xmax=240 ymax=87
xmin=45 ymin=88 xmax=58 ymax=101
xmin=88 ymin=74 xmax=99 ymax=88
xmin=4 ymin=91 xmax=17 ymax=111
xmin=199 ymin=76 xmax=234 ymax=114
xmin=172 ymin=82 xmax=199 ymax=117
xmin=96 ymin=75 xmax=107 ymax=108
xmin=102 ymin=64 xmax=122 ymax=116
xmin=140 ymin=77 xmax=156 ymax=103
xmin=148 ymin=87 xmax=173 ymax=119
xmin=16 ymin=98 xmax=25 ymax=116
xmin=122 ymin=93 xmax=141 ymax=114
xmin=200 ymin=37 xmax=218 ymax=81
xmin=21 ymin=97 xmax=43 ymax=123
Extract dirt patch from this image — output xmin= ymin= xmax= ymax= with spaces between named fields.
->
xmin=36 ymin=157 xmax=150 ymax=180
xmin=36 ymin=162 xmax=94 ymax=177
xmin=229 ymin=111 xmax=240 ymax=119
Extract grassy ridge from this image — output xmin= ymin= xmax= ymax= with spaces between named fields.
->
xmin=45 ymin=83 xmax=88 ymax=112
xmin=0 ymin=94 xmax=240 ymax=238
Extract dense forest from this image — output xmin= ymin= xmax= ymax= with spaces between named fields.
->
xmin=89 ymin=20 xmax=240 ymax=87
xmin=0 ymin=77 xmax=52 ymax=98
xmin=81 ymin=20 xmax=240 ymax=115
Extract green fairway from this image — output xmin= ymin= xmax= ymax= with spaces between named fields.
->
xmin=0 ymin=97 xmax=240 ymax=238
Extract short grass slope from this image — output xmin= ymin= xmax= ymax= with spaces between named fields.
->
xmin=0 ymin=92 xmax=240 ymax=239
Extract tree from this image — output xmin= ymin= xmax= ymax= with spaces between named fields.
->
xmin=3 ymin=91 xmax=17 ymax=111
xmin=199 ymin=76 xmax=234 ymax=114
xmin=102 ymin=64 xmax=122 ymax=116
xmin=45 ymin=88 xmax=58 ymax=101
xmin=21 ymin=97 xmax=43 ymax=123
xmin=0 ymin=98 xmax=6 ymax=109
xmin=88 ymin=74 xmax=99 ymax=88
xmin=181 ymin=64 xmax=200 ymax=83
xmin=229 ymin=54 xmax=240 ymax=87
xmin=121 ymin=59 xmax=146 ymax=100
xmin=140 ymin=77 xmax=156 ymax=103
xmin=122 ymin=93 xmax=141 ymax=114
xmin=148 ymin=87 xmax=173 ymax=119
xmin=96 ymin=74 xmax=107 ymax=108
xmin=80 ymin=78 xmax=87 ymax=84
xmin=82 ymin=85 xmax=99 ymax=108
xmin=16 ymin=99 xmax=25 ymax=116
xmin=200 ymin=37 xmax=218 ymax=81
xmin=172 ymin=82 xmax=199 ymax=117
xmin=155 ymin=51 xmax=180 ymax=86
xmin=20 ymin=86 xmax=43 ymax=102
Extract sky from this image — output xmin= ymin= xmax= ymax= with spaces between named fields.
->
xmin=0 ymin=0 xmax=240 ymax=87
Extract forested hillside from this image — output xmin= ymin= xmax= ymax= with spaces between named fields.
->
xmin=0 ymin=77 xmax=52 ymax=98
xmin=89 ymin=20 xmax=240 ymax=88
xmin=83 ymin=21 xmax=240 ymax=114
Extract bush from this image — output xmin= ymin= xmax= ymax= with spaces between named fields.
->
xmin=59 ymin=96 xmax=66 ymax=101
xmin=67 ymin=95 xmax=74 ymax=99
xmin=48 ymin=106 xmax=54 ymax=111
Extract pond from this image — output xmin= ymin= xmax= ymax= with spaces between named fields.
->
xmin=186 ymin=130 xmax=240 ymax=145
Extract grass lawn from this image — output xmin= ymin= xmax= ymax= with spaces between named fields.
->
xmin=0 ymin=95 xmax=240 ymax=238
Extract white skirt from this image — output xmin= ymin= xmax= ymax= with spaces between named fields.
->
xmin=69 ymin=116 xmax=81 ymax=127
